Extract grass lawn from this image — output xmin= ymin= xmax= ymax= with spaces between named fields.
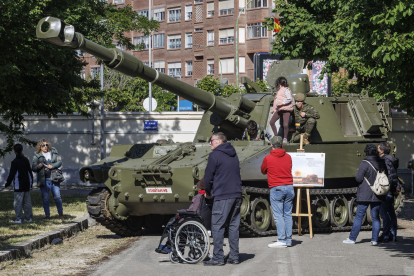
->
xmin=0 ymin=191 xmax=87 ymax=251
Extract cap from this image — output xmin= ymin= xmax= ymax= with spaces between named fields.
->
xmin=294 ymin=93 xmax=306 ymax=102
xmin=270 ymin=136 xmax=283 ymax=146
xmin=196 ymin=178 xmax=205 ymax=190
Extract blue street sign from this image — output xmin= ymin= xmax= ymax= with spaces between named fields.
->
xmin=179 ymin=100 xmax=193 ymax=111
xmin=144 ymin=121 xmax=158 ymax=131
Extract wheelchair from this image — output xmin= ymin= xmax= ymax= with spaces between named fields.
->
xmin=156 ymin=210 xmax=211 ymax=264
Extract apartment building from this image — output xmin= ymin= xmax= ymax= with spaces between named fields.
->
xmin=84 ymin=0 xmax=274 ymax=87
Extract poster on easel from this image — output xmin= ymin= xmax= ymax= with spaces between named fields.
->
xmin=288 ymin=152 xmax=325 ymax=187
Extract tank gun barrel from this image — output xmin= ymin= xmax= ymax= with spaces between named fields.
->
xmin=36 ymin=17 xmax=254 ymax=128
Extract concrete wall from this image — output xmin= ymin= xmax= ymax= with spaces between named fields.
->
xmin=0 ymin=111 xmax=203 ymax=185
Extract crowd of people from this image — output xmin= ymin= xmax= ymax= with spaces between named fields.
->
xmin=5 ymin=139 xmax=64 ymax=223
xmin=203 ymin=132 xmax=400 ymax=265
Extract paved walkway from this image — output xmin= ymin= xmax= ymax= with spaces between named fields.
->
xmin=89 ymin=231 xmax=414 ymax=276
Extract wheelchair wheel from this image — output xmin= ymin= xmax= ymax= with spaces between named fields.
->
xmin=175 ymin=220 xmax=210 ymax=264
xmin=169 ymin=251 xmax=181 ymax=264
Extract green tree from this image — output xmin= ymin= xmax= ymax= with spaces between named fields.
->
xmin=98 ymin=68 xmax=176 ymax=112
xmin=331 ymin=72 xmax=358 ymax=97
xmin=0 ymin=0 xmax=158 ymax=156
xmin=267 ymin=0 xmax=414 ymax=115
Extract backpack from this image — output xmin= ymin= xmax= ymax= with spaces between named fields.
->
xmin=363 ymin=160 xmax=390 ymax=196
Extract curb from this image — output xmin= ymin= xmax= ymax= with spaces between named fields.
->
xmin=0 ymin=214 xmax=96 ymax=263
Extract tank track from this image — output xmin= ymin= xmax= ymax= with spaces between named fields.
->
xmin=239 ymin=186 xmax=372 ymax=237
xmin=86 ymin=188 xmax=152 ymax=237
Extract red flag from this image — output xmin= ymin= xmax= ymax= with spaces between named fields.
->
xmin=274 ymin=18 xmax=281 ymax=33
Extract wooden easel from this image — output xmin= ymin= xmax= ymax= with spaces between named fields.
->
xmin=292 ymin=134 xmax=314 ymax=238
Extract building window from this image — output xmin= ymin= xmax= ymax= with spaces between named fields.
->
xmin=219 ymin=28 xmax=234 ymax=44
xmin=80 ymin=68 xmax=85 ymax=79
xmin=239 ymin=57 xmax=245 ymax=73
xmin=168 ymin=34 xmax=181 ymax=49
xmin=195 ymin=27 xmax=203 ymax=32
xmin=132 ymin=36 xmax=151 ymax=49
xmin=185 ymin=33 xmax=193 ymax=48
xmin=207 ymin=30 xmax=214 ymax=45
xmin=220 ymin=58 xmax=234 ymax=74
xmin=207 ymin=59 xmax=214 ymax=75
xmin=153 ymin=7 xmax=165 ymax=21
xmin=194 ymin=0 xmax=203 ymax=3
xmin=154 ymin=61 xmax=165 ymax=73
xmin=239 ymin=0 xmax=246 ymax=13
xmin=207 ymin=2 xmax=214 ymax=17
xmin=168 ymin=62 xmax=181 ymax=77
xmin=91 ymin=67 xmax=100 ymax=79
xmin=248 ymin=0 xmax=267 ymax=9
xmin=239 ymin=27 xmax=245 ymax=43
xmin=137 ymin=10 xmax=149 ymax=18
xmin=219 ymin=0 xmax=234 ymax=15
xmin=186 ymin=61 xmax=193 ymax=76
xmin=154 ymin=33 xmax=165 ymax=48
xmin=112 ymin=41 xmax=125 ymax=51
xmin=247 ymin=22 xmax=268 ymax=38
xmin=113 ymin=0 xmax=125 ymax=4
xmin=185 ymin=5 xmax=192 ymax=20
xmin=168 ymin=7 xmax=181 ymax=22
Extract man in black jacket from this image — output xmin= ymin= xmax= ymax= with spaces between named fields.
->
xmin=5 ymin=144 xmax=34 ymax=223
xmin=203 ymin=132 xmax=242 ymax=266
xmin=378 ymin=142 xmax=399 ymax=242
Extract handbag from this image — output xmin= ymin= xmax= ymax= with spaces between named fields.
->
xmin=363 ymin=160 xmax=390 ymax=196
xmin=51 ymin=168 xmax=65 ymax=183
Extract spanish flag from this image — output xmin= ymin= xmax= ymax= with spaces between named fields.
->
xmin=274 ymin=18 xmax=281 ymax=33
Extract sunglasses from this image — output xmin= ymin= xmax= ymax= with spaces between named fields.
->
xmin=209 ymin=138 xmax=219 ymax=144
xmin=41 ymin=144 xmax=48 ymax=148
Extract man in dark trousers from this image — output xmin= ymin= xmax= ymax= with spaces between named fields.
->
xmin=378 ymin=142 xmax=400 ymax=242
xmin=203 ymin=132 xmax=242 ymax=266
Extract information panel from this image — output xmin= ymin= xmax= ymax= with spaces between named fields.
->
xmin=288 ymin=152 xmax=326 ymax=187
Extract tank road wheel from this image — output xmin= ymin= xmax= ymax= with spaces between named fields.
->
xmin=330 ymin=196 xmax=349 ymax=227
xmin=312 ymin=196 xmax=330 ymax=228
xmin=125 ymin=216 xmax=144 ymax=231
xmin=250 ymin=198 xmax=271 ymax=233
xmin=144 ymin=214 xmax=166 ymax=230
xmin=348 ymin=197 xmax=366 ymax=226
xmin=293 ymin=198 xmax=309 ymax=229
xmin=86 ymin=188 xmax=112 ymax=223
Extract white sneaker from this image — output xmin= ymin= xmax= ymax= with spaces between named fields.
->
xmin=371 ymin=241 xmax=378 ymax=246
xmin=208 ymin=230 xmax=211 ymax=237
xmin=268 ymin=241 xmax=287 ymax=248
xmin=14 ymin=219 xmax=22 ymax=224
xmin=343 ymin=238 xmax=355 ymax=244
xmin=24 ymin=219 xmax=32 ymax=222
xmin=283 ymin=138 xmax=288 ymax=144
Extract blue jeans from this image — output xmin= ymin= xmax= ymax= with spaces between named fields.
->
xmin=40 ymin=178 xmax=63 ymax=217
xmin=349 ymin=202 xmax=381 ymax=242
xmin=270 ymin=185 xmax=295 ymax=244
xmin=380 ymin=194 xmax=397 ymax=238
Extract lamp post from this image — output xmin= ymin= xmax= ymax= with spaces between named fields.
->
xmin=235 ymin=0 xmax=252 ymax=86
xmin=81 ymin=52 xmax=105 ymax=160
xmin=193 ymin=44 xmax=222 ymax=80
xmin=148 ymin=0 xmax=153 ymax=112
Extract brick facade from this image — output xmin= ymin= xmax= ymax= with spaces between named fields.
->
xmin=84 ymin=0 xmax=274 ymax=87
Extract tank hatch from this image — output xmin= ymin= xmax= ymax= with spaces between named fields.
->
xmin=267 ymin=59 xmax=305 ymax=88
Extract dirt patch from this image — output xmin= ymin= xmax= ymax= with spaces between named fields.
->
xmin=0 ymin=225 xmax=136 ymax=275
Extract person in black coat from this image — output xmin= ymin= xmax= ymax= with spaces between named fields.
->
xmin=378 ymin=142 xmax=399 ymax=242
xmin=5 ymin=144 xmax=34 ymax=223
xmin=343 ymin=144 xmax=386 ymax=245
xmin=203 ymin=132 xmax=242 ymax=266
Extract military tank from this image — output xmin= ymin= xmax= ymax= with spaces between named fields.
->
xmin=36 ymin=17 xmax=404 ymax=236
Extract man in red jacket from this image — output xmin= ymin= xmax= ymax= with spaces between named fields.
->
xmin=261 ymin=136 xmax=294 ymax=248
